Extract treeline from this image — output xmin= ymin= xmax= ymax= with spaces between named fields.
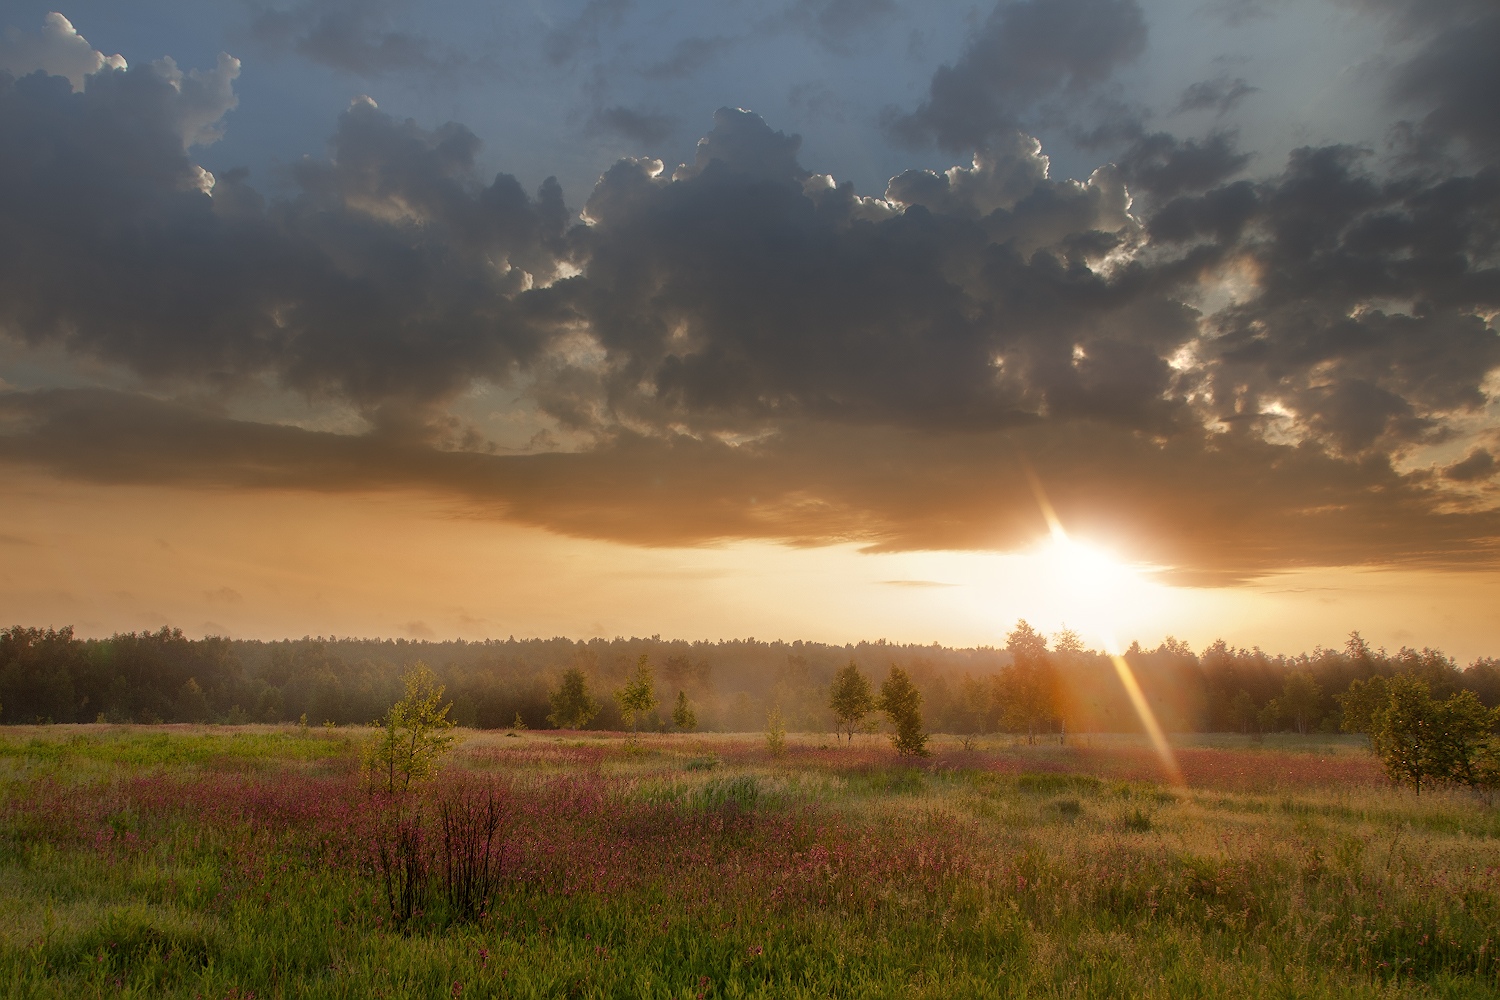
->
xmin=1 ymin=624 xmax=1497 ymax=734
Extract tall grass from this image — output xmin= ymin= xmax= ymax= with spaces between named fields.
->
xmin=0 ymin=728 xmax=1496 ymax=998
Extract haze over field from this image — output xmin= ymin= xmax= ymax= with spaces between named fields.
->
xmin=0 ymin=0 xmax=1497 ymax=657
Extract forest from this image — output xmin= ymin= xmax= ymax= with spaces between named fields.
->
xmin=3 ymin=624 xmax=1497 ymax=736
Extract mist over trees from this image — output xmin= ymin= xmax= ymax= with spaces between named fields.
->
xmin=2 ymin=624 xmax=1497 ymax=737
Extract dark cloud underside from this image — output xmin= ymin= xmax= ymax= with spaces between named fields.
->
xmin=0 ymin=0 xmax=1498 ymax=586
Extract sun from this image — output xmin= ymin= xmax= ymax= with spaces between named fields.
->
xmin=1037 ymin=530 xmax=1140 ymax=650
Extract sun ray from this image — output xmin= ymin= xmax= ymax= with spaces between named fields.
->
xmin=1022 ymin=469 xmax=1184 ymax=786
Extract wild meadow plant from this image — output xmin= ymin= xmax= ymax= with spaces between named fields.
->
xmin=0 ymin=727 xmax=1496 ymax=998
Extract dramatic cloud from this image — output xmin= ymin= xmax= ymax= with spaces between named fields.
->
xmin=2 ymin=388 xmax=1497 ymax=585
xmin=1114 ymin=131 xmax=1251 ymax=200
xmin=1387 ymin=10 xmax=1500 ymax=158
xmin=1347 ymin=0 xmax=1498 ymax=160
xmin=1 ymin=3 xmax=1497 ymax=586
xmin=0 ymin=68 xmax=571 ymax=438
xmin=0 ymin=12 xmax=124 ymax=90
xmin=884 ymin=0 xmax=1148 ymax=151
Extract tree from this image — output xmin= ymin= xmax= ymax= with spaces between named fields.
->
xmin=547 ymin=667 xmax=600 ymax=730
xmin=1337 ymin=675 xmax=1389 ymax=738
xmin=1426 ymin=690 xmax=1500 ymax=788
xmin=614 ymin=654 xmax=659 ymax=738
xmin=176 ymin=677 xmax=209 ymax=723
xmin=1257 ymin=698 xmax=1282 ymax=734
xmin=672 ymin=690 xmax=697 ymax=732
xmin=997 ymin=620 xmax=1058 ymax=744
xmin=765 ymin=703 xmax=787 ymax=756
xmin=1371 ymin=676 xmax=1500 ymax=794
xmin=828 ymin=660 xmax=875 ymax=743
xmin=959 ymin=673 xmax=990 ymax=736
xmin=1052 ymin=626 xmax=1085 ymax=654
xmin=878 ymin=665 xmax=929 ymax=757
xmin=1281 ymin=671 xmax=1322 ymax=735
xmin=1227 ymin=690 xmax=1256 ymax=734
xmin=364 ymin=661 xmax=457 ymax=794
xmin=1372 ymin=675 xmax=1437 ymax=794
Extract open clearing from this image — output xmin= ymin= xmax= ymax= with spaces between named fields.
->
xmin=0 ymin=726 xmax=1496 ymax=999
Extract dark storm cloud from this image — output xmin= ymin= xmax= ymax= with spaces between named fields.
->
xmin=1173 ymin=76 xmax=1257 ymax=117
xmin=1444 ymin=448 xmax=1496 ymax=483
xmin=591 ymin=105 xmax=676 ymax=145
xmin=1114 ymin=131 xmax=1251 ymax=199
xmin=244 ymin=0 xmax=462 ymax=77
xmin=2 ymin=21 xmax=1499 ymax=585
xmin=1343 ymin=0 xmax=1497 ymax=160
xmin=1155 ymin=145 xmax=1500 ymax=460
xmin=884 ymin=0 xmax=1148 ymax=151
xmin=4 ymin=388 xmax=1499 ymax=585
xmin=0 ymin=67 xmax=573 ymax=437
xmin=1386 ymin=11 xmax=1500 ymax=158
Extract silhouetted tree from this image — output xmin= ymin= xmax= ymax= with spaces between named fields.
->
xmin=997 ymin=620 xmax=1057 ymax=743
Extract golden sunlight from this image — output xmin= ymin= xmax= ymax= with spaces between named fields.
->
xmin=1032 ymin=498 xmax=1184 ymax=783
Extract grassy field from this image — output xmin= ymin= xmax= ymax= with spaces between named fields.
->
xmin=0 ymin=725 xmax=1496 ymax=999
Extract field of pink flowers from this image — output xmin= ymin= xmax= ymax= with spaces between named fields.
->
xmin=0 ymin=727 xmax=1497 ymax=999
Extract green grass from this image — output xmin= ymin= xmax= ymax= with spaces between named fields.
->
xmin=0 ymin=728 xmax=359 ymax=769
xmin=1 ymin=728 xmax=1497 ymax=999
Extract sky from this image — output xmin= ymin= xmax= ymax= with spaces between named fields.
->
xmin=0 ymin=0 xmax=1497 ymax=660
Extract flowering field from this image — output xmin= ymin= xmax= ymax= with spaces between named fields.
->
xmin=1 ymin=726 xmax=1497 ymax=998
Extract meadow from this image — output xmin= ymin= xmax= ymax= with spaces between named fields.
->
xmin=0 ymin=725 xmax=1496 ymax=999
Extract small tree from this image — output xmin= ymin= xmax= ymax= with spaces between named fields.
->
xmin=1257 ymin=699 xmax=1281 ymax=735
xmin=1371 ymin=676 xmax=1500 ymax=794
xmin=614 ymin=654 xmax=659 ymax=739
xmin=765 ymin=703 xmax=787 ymax=757
xmin=364 ymin=661 xmax=457 ymax=794
xmin=672 ymin=690 xmax=697 ymax=732
xmin=547 ymin=667 xmax=600 ymax=730
xmin=1426 ymin=690 xmax=1500 ymax=788
xmin=959 ymin=673 xmax=990 ymax=737
xmin=828 ymin=660 xmax=874 ymax=743
xmin=998 ymin=620 xmax=1058 ymax=744
xmin=1372 ymin=675 xmax=1436 ymax=794
xmin=1337 ymin=675 xmax=1389 ymax=739
xmin=878 ymin=665 xmax=929 ymax=757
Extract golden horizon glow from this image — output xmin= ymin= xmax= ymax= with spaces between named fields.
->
xmin=2 ymin=473 xmax=1498 ymax=667
xmin=1027 ymin=470 xmax=1183 ymax=784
